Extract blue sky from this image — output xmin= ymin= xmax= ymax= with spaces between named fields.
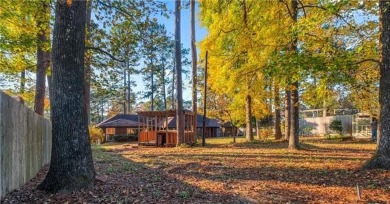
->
xmin=133 ymin=0 xmax=207 ymax=102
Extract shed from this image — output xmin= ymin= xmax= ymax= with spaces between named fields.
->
xmin=137 ymin=110 xmax=196 ymax=146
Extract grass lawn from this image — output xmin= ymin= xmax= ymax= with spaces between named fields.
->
xmin=2 ymin=136 xmax=390 ymax=203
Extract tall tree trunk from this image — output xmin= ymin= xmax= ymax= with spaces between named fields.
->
xmin=20 ymin=69 xmax=26 ymax=94
xmin=274 ymin=83 xmax=282 ymax=139
xmin=175 ymin=0 xmax=184 ymax=145
xmin=289 ymin=81 xmax=300 ymax=149
xmin=151 ymin=58 xmax=154 ymax=111
xmin=127 ymin=69 xmax=131 ymax=113
xmin=162 ymin=63 xmax=167 ymax=110
xmin=171 ymin=59 xmax=175 ymax=110
xmin=245 ymin=94 xmax=254 ymax=141
xmin=365 ymin=1 xmax=390 ymax=169
xmin=288 ymin=0 xmax=300 ymax=150
xmin=123 ymin=68 xmax=127 ymax=114
xmin=84 ymin=0 xmax=92 ymax=123
xmin=232 ymin=125 xmax=236 ymax=144
xmin=191 ymin=0 xmax=198 ymax=139
xmin=284 ymin=90 xmax=291 ymax=140
xmin=38 ymin=0 xmax=95 ymax=192
xmin=47 ymin=74 xmax=52 ymax=117
xmin=256 ymin=118 xmax=260 ymax=139
xmin=172 ymin=62 xmax=175 ymax=110
xmin=34 ymin=0 xmax=50 ymax=116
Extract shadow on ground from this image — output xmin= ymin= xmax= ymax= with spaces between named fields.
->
xmin=1 ymin=146 xmax=254 ymax=204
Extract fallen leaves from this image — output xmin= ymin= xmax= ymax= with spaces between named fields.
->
xmin=2 ymin=137 xmax=390 ymax=203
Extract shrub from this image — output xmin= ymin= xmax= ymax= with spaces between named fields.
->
xmin=89 ymin=126 xmax=105 ymax=144
xmin=259 ymin=128 xmax=273 ymax=138
xmin=301 ymin=126 xmax=314 ymax=136
xmin=329 ymin=120 xmax=343 ymax=135
xmin=113 ymin=134 xmax=138 ymax=142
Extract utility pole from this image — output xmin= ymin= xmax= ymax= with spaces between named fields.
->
xmin=202 ymin=51 xmax=208 ymax=146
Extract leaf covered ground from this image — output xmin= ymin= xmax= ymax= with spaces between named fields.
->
xmin=2 ymin=137 xmax=390 ymax=203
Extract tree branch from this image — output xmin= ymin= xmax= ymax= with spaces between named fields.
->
xmin=220 ymin=28 xmax=237 ymax=34
xmin=95 ymin=0 xmax=135 ymax=21
xmin=279 ymin=0 xmax=294 ymax=19
xmin=297 ymin=0 xmax=306 ymax=18
xmin=86 ymin=46 xmax=126 ymax=63
xmin=354 ymin=58 xmax=380 ymax=65
xmin=297 ymin=4 xmax=366 ymax=38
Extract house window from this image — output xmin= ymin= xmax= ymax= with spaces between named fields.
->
xmin=106 ymin=128 xmax=115 ymax=135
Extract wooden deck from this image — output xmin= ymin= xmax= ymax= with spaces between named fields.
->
xmin=139 ymin=130 xmax=195 ymax=146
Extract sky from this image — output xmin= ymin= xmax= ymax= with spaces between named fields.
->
xmin=0 ymin=1 xmax=208 ymax=106
xmin=133 ymin=0 xmax=207 ymax=103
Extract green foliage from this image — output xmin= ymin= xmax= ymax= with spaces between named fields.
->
xmin=89 ymin=0 xmax=169 ymax=116
xmin=178 ymin=191 xmax=189 ymax=200
xmin=329 ymin=120 xmax=343 ymax=135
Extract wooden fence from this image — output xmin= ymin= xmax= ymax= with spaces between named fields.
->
xmin=0 ymin=91 xmax=52 ymax=200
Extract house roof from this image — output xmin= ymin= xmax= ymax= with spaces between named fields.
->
xmin=97 ymin=113 xmax=221 ymax=129
xmin=97 ymin=114 xmax=139 ymax=128
xmin=196 ymin=114 xmax=221 ymax=128
xmin=165 ymin=114 xmax=221 ymax=128
xmin=98 ymin=119 xmax=141 ymax=128
xmin=137 ymin=110 xmax=193 ymax=117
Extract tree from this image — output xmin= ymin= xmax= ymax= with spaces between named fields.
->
xmin=85 ymin=0 xmax=168 ymax=117
xmin=34 ymin=0 xmax=51 ymax=116
xmin=175 ymin=0 xmax=185 ymax=145
xmin=199 ymin=0 xmax=272 ymax=142
xmin=155 ymin=33 xmax=174 ymax=110
xmin=365 ymin=1 xmax=390 ymax=169
xmin=274 ymin=81 xmax=282 ymax=139
xmin=0 ymin=0 xmax=41 ymax=106
xmin=141 ymin=22 xmax=171 ymax=111
xmin=38 ymin=0 xmax=95 ymax=192
xmin=287 ymin=0 xmax=300 ymax=150
xmin=85 ymin=0 xmax=93 ymax=122
xmin=191 ymin=0 xmax=198 ymax=140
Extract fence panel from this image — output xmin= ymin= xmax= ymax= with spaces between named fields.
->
xmin=0 ymin=91 xmax=52 ymax=200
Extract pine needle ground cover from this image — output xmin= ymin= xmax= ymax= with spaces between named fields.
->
xmin=3 ymin=137 xmax=390 ymax=203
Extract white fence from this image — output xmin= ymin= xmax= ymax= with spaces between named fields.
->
xmin=300 ymin=115 xmax=353 ymax=136
xmin=0 ymin=91 xmax=52 ymax=199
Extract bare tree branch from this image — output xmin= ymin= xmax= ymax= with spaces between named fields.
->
xmin=279 ymin=0 xmax=294 ymax=19
xmin=297 ymin=4 xmax=366 ymax=38
xmin=86 ymin=46 xmax=126 ymax=63
xmin=354 ymin=58 xmax=380 ymax=65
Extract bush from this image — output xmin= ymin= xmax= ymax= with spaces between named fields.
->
xmin=89 ymin=126 xmax=105 ymax=144
xmin=113 ymin=134 xmax=138 ymax=142
xmin=329 ymin=120 xmax=343 ymax=135
xmin=259 ymin=128 xmax=273 ymax=138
